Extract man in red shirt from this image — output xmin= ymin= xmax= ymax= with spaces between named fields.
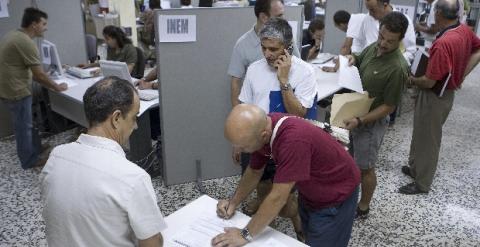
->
xmin=399 ymin=0 xmax=480 ymax=194
xmin=212 ymin=104 xmax=360 ymax=247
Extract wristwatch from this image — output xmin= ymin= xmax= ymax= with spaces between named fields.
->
xmin=281 ymin=83 xmax=291 ymax=91
xmin=240 ymin=227 xmax=253 ymax=242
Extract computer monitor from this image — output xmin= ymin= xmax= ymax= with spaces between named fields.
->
xmin=99 ymin=60 xmax=133 ymax=83
xmin=41 ymin=40 xmax=64 ymax=79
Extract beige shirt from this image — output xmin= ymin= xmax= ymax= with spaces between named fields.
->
xmin=0 ymin=30 xmax=41 ymax=100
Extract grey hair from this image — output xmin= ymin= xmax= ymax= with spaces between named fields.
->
xmin=436 ymin=0 xmax=459 ymax=20
xmin=259 ymin=17 xmax=293 ymax=46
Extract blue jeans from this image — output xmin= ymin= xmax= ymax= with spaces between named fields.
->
xmin=2 ymin=96 xmax=41 ymax=169
xmin=299 ymin=187 xmax=359 ymax=247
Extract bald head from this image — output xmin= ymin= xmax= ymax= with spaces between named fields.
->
xmin=436 ymin=0 xmax=460 ymax=20
xmin=225 ymin=104 xmax=271 ymax=153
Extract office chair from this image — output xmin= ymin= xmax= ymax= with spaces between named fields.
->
xmin=132 ymin=47 xmax=146 ymax=79
xmin=85 ymin=34 xmax=98 ymax=63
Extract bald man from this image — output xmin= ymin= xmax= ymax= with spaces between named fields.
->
xmin=212 ymin=104 xmax=360 ymax=247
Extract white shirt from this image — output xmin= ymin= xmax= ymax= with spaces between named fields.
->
xmin=346 ymin=13 xmax=367 ymax=53
xmin=239 ymin=56 xmax=317 ymax=113
xmin=360 ymin=9 xmax=417 ymax=63
xmin=41 ymin=134 xmax=167 ymax=247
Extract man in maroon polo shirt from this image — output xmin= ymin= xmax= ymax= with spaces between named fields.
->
xmin=212 ymin=104 xmax=360 ymax=247
xmin=399 ymin=0 xmax=480 ymax=194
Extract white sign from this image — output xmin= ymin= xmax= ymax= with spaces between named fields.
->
xmin=0 ymin=0 xmax=9 ymax=18
xmin=394 ymin=5 xmax=415 ymax=22
xmin=158 ymin=15 xmax=196 ymax=42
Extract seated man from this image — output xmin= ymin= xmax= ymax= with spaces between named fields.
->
xmin=213 ymin=104 xmax=360 ymax=247
xmin=333 ymin=10 xmax=366 ymax=55
xmin=41 ymin=76 xmax=166 ymax=246
xmin=305 ymin=18 xmax=325 ymax=60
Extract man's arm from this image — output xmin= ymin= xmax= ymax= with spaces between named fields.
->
xmin=340 ymin=37 xmax=353 ymax=55
xmin=139 ymin=233 xmax=163 ymax=247
xmin=127 ymin=63 xmax=135 ymax=74
xmin=245 ymin=182 xmax=295 ymax=236
xmin=276 ymin=51 xmax=308 ymax=117
xmin=31 ymin=65 xmax=67 ymax=92
xmin=415 ymin=22 xmax=441 ymax=35
xmin=410 ymin=75 xmax=437 ymax=89
xmin=344 ymin=103 xmax=395 ymax=130
xmin=231 ymin=76 xmax=242 ymax=107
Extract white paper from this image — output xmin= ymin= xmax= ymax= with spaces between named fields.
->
xmin=310 ymin=53 xmax=334 ymax=64
xmin=0 ymin=0 xmax=9 ymax=18
xmin=288 ymin=21 xmax=298 ymax=46
xmin=171 ymin=214 xmax=239 ymax=247
xmin=264 ymin=238 xmax=289 ymax=247
xmin=394 ymin=5 xmax=415 ymax=22
xmin=55 ymin=77 xmax=78 ymax=88
xmin=338 ymin=55 xmax=364 ymax=93
xmin=439 ymin=72 xmax=451 ymax=97
xmin=158 ymin=15 xmax=196 ymax=42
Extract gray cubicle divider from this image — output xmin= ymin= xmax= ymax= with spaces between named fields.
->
xmin=155 ymin=6 xmax=304 ymax=185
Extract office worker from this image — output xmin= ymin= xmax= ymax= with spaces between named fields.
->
xmin=305 ymin=18 xmax=325 ymax=61
xmin=227 ymin=0 xmax=299 ymax=220
xmin=81 ymin=25 xmax=138 ymax=73
xmin=213 ymin=104 xmax=360 ymax=247
xmin=236 ymin=17 xmax=317 ymax=241
xmin=399 ymin=0 xmax=480 ymax=195
xmin=41 ymin=76 xmax=166 ymax=246
xmin=360 ymin=0 xmax=416 ymax=64
xmin=0 ymin=8 xmax=67 ymax=169
xmin=333 ymin=10 xmax=367 ymax=55
xmin=325 ymin=12 xmax=409 ymax=219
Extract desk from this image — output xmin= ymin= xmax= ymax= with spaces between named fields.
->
xmin=162 ymin=195 xmax=308 ymax=247
xmin=49 ymin=75 xmax=159 ymax=161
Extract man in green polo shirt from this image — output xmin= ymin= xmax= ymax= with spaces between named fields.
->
xmin=0 ymin=8 xmax=67 ymax=169
xmin=328 ymin=12 xmax=409 ymax=219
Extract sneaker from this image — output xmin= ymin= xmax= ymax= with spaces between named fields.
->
xmin=355 ymin=206 xmax=369 ymax=219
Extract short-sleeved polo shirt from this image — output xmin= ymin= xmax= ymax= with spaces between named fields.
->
xmin=354 ymin=43 xmax=408 ymax=110
xmin=0 ymin=30 xmax=41 ymax=100
xmin=249 ymin=113 xmax=361 ymax=210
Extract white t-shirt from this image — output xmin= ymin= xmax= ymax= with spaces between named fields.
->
xmin=360 ymin=9 xmax=417 ymax=63
xmin=41 ymin=134 xmax=167 ymax=247
xmin=239 ymin=56 xmax=317 ymax=113
xmin=346 ymin=13 xmax=367 ymax=53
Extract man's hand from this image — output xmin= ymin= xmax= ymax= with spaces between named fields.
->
xmin=345 ymin=55 xmax=355 ymax=66
xmin=275 ymin=49 xmax=292 ymax=85
xmin=343 ymin=117 xmax=360 ymax=130
xmin=211 ymin=227 xmax=248 ymax=247
xmin=321 ymin=56 xmax=340 ymax=73
xmin=55 ymin=83 xmax=68 ymax=92
xmin=216 ymin=199 xmax=236 ymax=219
xmin=231 ymin=147 xmax=241 ymax=165
xmin=137 ymin=79 xmax=154 ymax=90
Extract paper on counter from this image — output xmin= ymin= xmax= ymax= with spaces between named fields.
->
xmin=0 ymin=0 xmax=9 ymax=18
xmin=55 ymin=77 xmax=78 ymax=88
xmin=338 ymin=55 xmax=364 ymax=93
xmin=330 ymin=92 xmax=374 ymax=128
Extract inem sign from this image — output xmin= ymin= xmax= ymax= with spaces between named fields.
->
xmin=158 ymin=15 xmax=196 ymax=42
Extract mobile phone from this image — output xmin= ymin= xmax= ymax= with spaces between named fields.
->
xmin=286 ymin=44 xmax=293 ymax=55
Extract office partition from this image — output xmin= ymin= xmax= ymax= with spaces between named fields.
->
xmin=155 ymin=6 xmax=304 ymax=185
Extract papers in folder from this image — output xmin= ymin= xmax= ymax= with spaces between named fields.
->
xmin=338 ymin=55 xmax=364 ymax=93
xmin=330 ymin=92 xmax=374 ymax=128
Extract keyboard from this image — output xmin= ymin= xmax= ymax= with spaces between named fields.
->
xmin=138 ymin=90 xmax=158 ymax=101
xmin=66 ymin=67 xmax=96 ymax=78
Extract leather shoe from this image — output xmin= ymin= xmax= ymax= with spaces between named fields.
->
xmin=398 ymin=182 xmax=428 ymax=195
xmin=401 ymin=166 xmax=414 ymax=178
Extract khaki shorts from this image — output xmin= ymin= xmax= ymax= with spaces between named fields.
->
xmin=351 ymin=117 xmax=388 ymax=170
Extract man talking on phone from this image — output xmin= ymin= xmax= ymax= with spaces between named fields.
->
xmin=218 ymin=17 xmax=317 ymax=243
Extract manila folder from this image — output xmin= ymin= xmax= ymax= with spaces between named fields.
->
xmin=330 ymin=92 xmax=374 ymax=128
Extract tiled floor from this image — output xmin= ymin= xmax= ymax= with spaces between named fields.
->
xmin=1 ymin=69 xmax=480 ymax=246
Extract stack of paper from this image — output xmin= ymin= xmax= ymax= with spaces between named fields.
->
xmin=338 ymin=55 xmax=364 ymax=93
xmin=330 ymin=92 xmax=374 ymax=128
